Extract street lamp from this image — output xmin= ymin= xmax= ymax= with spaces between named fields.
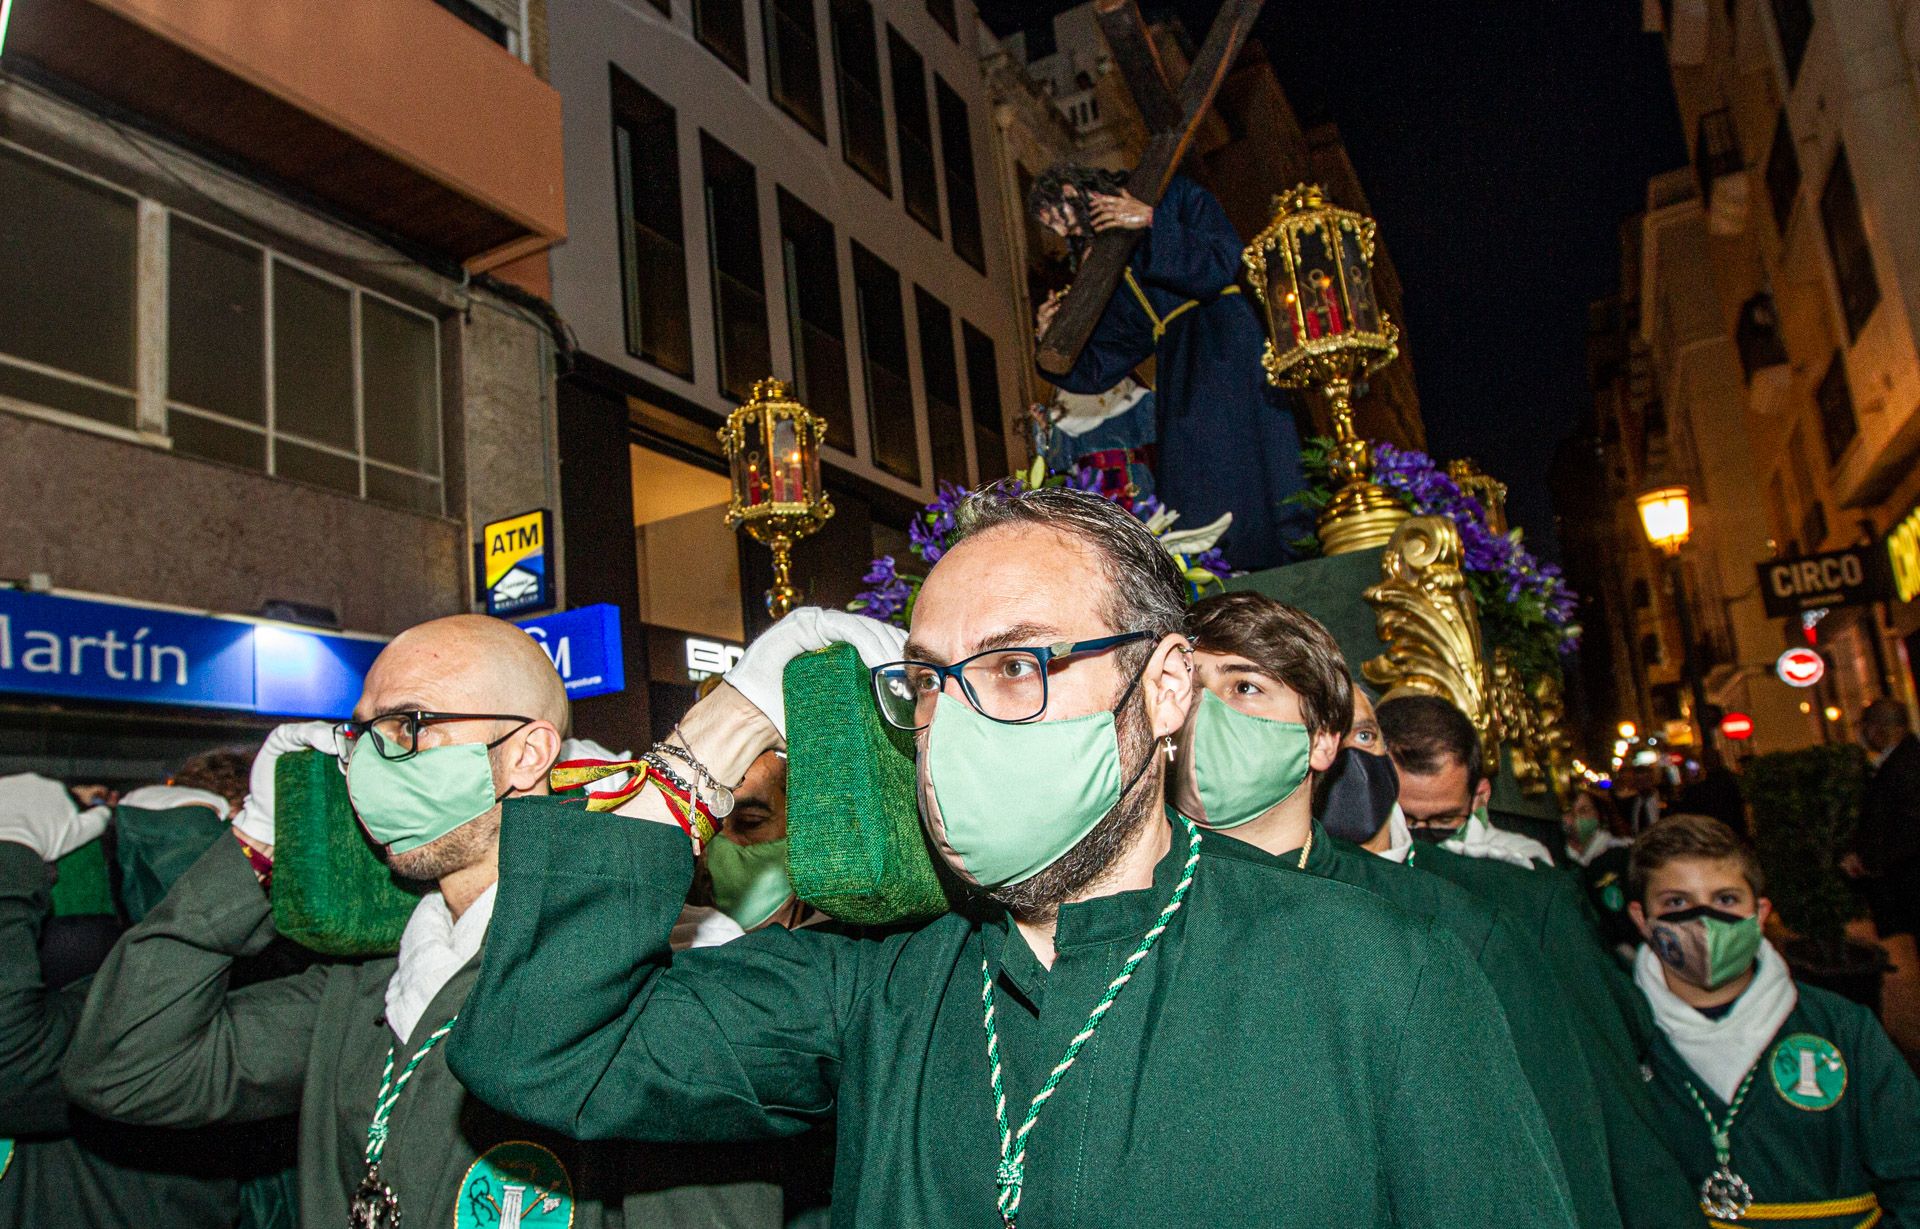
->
xmin=1635 ymin=483 xmax=1713 ymax=746
xmin=718 ymin=378 xmax=834 ymax=619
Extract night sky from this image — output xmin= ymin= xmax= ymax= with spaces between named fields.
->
xmin=978 ymin=1 xmax=1688 ymax=556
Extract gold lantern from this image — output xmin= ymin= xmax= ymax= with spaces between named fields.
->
xmin=718 ymin=378 xmax=834 ymax=618
xmin=1244 ymin=183 xmax=1405 ymax=555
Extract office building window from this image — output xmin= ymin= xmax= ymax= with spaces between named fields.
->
xmin=888 ymin=28 xmax=941 ymax=236
xmin=936 ymin=77 xmax=985 ymax=271
xmin=695 ymin=0 xmax=750 ymax=79
xmin=1767 ymin=0 xmax=1812 ymax=85
xmin=851 ymin=243 xmax=919 ymax=482
xmin=1764 ymin=111 xmax=1799 ymax=237
xmin=1820 ymin=148 xmax=1879 ymax=341
xmin=1815 ymin=352 xmax=1856 ymax=465
xmin=926 ymin=0 xmax=957 ymax=38
xmin=778 ymin=189 xmax=854 ymax=451
xmin=0 ymin=144 xmax=441 ymax=513
xmin=702 ymin=134 xmax=770 ymax=403
xmin=0 ymin=144 xmax=138 ymax=429
xmin=915 ymin=288 xmax=967 ymax=486
xmin=831 ymin=0 xmax=890 ymax=194
xmin=612 ymin=68 xmax=693 ymax=379
xmin=962 ymin=320 xmax=1004 ymax=477
xmin=765 ymin=0 xmax=826 ymax=140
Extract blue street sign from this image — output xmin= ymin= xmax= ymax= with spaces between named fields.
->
xmin=518 ymin=604 xmax=625 ymax=699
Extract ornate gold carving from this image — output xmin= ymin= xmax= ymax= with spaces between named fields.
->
xmin=1362 ymin=516 xmax=1495 ymax=765
xmin=1446 ymin=459 xmax=1509 ymax=536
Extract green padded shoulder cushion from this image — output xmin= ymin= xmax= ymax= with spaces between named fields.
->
xmin=271 ymin=748 xmax=421 ymax=957
xmin=115 ymin=803 xmax=230 ymax=923
xmin=50 ymin=837 xmax=114 ymax=918
xmin=783 ymin=642 xmax=955 ymax=925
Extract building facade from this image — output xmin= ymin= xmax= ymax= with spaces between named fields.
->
xmin=0 ymin=0 xmax=568 ymax=779
xmin=1567 ymin=0 xmax=1920 ymax=758
xmin=545 ymin=0 xmax=1026 ymax=742
xmin=981 ymin=4 xmax=1425 ymax=452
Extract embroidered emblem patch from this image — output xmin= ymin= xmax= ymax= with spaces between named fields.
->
xmin=0 ymin=1137 xmax=13 ymax=1184
xmin=457 ymin=1141 xmax=573 ymax=1229
xmin=1769 ymin=1033 xmax=1846 ymax=1111
xmin=1595 ymin=871 xmax=1624 ymax=913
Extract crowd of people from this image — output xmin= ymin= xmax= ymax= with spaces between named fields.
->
xmin=2 ymin=486 xmax=1915 ymax=1227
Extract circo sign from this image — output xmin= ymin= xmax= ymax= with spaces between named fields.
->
xmin=1719 ymin=712 xmax=1754 ymax=740
xmin=1775 ymin=648 xmax=1826 ymax=689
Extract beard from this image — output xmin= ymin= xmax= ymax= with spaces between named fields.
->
xmin=383 ymin=804 xmax=502 ymax=881
xmin=981 ymin=688 xmax=1162 ymax=922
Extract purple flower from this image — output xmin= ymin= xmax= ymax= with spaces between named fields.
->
xmin=850 ymin=555 xmax=915 ymax=626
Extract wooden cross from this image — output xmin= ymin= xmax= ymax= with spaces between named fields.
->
xmin=1035 ymin=0 xmax=1268 ymax=375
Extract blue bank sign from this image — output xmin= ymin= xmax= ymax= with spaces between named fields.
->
xmin=0 ymin=590 xmax=624 ymax=716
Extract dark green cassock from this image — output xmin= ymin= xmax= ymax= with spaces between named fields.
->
xmin=0 ymin=840 xmax=247 ymax=1228
xmin=1628 ymin=981 xmax=1920 ymax=1227
xmin=1249 ymin=824 xmax=1622 ymax=1229
xmin=61 ymin=833 xmax=784 ymax=1228
xmin=447 ymin=797 xmax=1580 ymax=1229
xmin=1407 ymin=843 xmax=1703 ymax=1229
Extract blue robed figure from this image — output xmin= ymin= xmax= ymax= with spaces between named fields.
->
xmin=1032 ymin=168 xmax=1312 ymax=571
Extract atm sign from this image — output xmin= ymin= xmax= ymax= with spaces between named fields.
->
xmin=481 ymin=509 xmax=553 ymax=617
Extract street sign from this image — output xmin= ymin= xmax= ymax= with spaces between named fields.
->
xmin=1719 ymin=712 xmax=1754 ymax=740
xmin=1757 ymin=546 xmax=1890 ymax=617
xmin=481 ymin=509 xmax=553 ymax=617
xmin=1774 ymin=647 xmax=1826 ymax=688
xmin=517 ymin=604 xmax=625 ymax=700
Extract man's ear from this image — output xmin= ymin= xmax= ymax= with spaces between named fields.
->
xmin=1308 ymin=728 xmax=1341 ymax=774
xmin=1142 ymin=635 xmax=1197 ymax=742
xmin=508 ymin=722 xmax=564 ymax=794
xmin=1628 ymin=900 xmax=1652 ymax=941
xmin=1756 ymin=896 xmax=1773 ymax=929
xmin=1471 ymin=776 xmax=1493 ymax=813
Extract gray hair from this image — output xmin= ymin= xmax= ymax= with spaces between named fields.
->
xmin=951 ymin=486 xmax=1187 ymax=657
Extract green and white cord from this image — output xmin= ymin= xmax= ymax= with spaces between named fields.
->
xmin=365 ymin=1015 xmax=458 ymax=1167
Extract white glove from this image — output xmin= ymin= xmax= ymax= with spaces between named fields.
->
xmin=0 ymin=773 xmax=111 ymax=861
xmin=232 ymin=720 xmax=340 ymax=849
xmin=723 ymin=607 xmax=908 ymax=736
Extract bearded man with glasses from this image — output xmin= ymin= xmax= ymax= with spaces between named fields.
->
xmin=63 ymin=614 xmax=784 ymax=1229
xmin=448 ymin=487 xmax=1580 ymax=1228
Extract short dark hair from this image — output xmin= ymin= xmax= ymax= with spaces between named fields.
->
xmin=1186 ymin=592 xmax=1353 ymax=742
xmin=1027 ymin=163 xmax=1129 ymax=219
xmin=1863 ymin=697 xmax=1911 ymax=734
xmin=173 ymin=746 xmax=254 ymax=812
xmin=1376 ymin=694 xmax=1482 ymax=789
xmin=1628 ymin=812 xmax=1764 ymax=905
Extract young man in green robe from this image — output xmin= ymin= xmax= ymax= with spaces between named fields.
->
xmin=446 ymin=487 xmax=1579 ymax=1229
xmin=1377 ymin=693 xmax=1705 ymax=1227
xmin=1627 ymin=813 xmax=1920 ymax=1226
xmin=1170 ymin=591 xmax=1621 ymax=1229
xmin=63 ymin=617 xmax=782 ymax=1229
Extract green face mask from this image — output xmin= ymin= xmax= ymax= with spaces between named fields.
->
xmin=1648 ymin=906 xmax=1764 ymax=989
xmin=1570 ymin=814 xmax=1601 ymax=845
xmin=1168 ymin=691 xmax=1312 ymax=830
xmin=707 ymin=835 xmax=794 ymax=930
xmin=918 ymin=691 xmax=1149 ymax=888
xmin=346 ymin=742 xmax=503 ymax=856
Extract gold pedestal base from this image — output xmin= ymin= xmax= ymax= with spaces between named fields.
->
xmin=1319 ymin=481 xmax=1411 ymax=556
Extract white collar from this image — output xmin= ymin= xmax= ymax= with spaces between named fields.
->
xmin=1442 ymin=812 xmax=1555 ymax=868
xmin=117 ymin=784 xmax=231 ymax=817
xmin=1634 ymin=939 xmax=1798 ymax=1103
xmin=1567 ymin=830 xmax=1629 ymax=867
xmin=1871 ymin=742 xmax=1898 ymax=770
xmin=1376 ymin=803 xmax=1414 ymax=864
xmin=385 ymin=883 xmax=497 ymax=1042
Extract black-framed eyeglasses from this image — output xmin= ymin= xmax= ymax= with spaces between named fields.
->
xmin=334 ymin=711 xmax=534 ymax=769
xmin=870 ymin=631 xmax=1153 ymax=732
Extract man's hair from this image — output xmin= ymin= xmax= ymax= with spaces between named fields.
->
xmin=1628 ymin=811 xmax=1765 ymax=904
xmin=1186 ymin=592 xmax=1353 ymax=741
xmin=1863 ymin=697 xmax=1911 ymax=734
xmin=952 ymin=486 xmax=1187 ymax=666
xmin=1027 ymin=163 xmax=1130 ymax=219
xmin=173 ymin=746 xmax=254 ymax=812
xmin=1376 ymin=694 xmax=1482 ymax=788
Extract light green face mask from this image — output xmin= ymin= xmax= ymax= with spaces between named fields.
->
xmin=707 ymin=835 xmax=794 ymax=930
xmin=1570 ymin=814 xmax=1601 ymax=845
xmin=918 ymin=692 xmax=1139 ymax=888
xmin=346 ymin=742 xmax=502 ymax=856
xmin=1168 ymin=691 xmax=1312 ymax=830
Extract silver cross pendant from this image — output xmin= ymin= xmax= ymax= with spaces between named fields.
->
xmin=349 ymin=1164 xmax=402 ymax=1229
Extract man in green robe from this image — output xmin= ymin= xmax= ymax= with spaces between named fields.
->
xmin=447 ymin=487 xmax=1579 ymax=1228
xmin=1377 ymin=695 xmax=1705 ymax=1227
xmin=63 ymin=617 xmax=782 ymax=1229
xmin=1626 ymin=813 xmax=1920 ymax=1225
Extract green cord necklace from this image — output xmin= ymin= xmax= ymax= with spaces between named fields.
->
xmin=980 ymin=815 xmax=1202 ymax=1228
xmin=349 ymin=1014 xmax=459 ymax=1229
xmin=1683 ymin=1066 xmax=1758 ymax=1220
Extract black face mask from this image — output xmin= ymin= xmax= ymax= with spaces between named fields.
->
xmin=1407 ymin=821 xmax=1466 ymax=845
xmin=1315 ymin=748 xmax=1400 ymax=843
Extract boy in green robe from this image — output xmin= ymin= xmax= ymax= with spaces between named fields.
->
xmin=63 ymin=619 xmax=782 ymax=1229
xmin=1627 ymin=813 xmax=1920 ymax=1226
xmin=447 ymin=487 xmax=1580 ymax=1229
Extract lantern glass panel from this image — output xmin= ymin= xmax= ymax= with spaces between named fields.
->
xmin=802 ymin=426 xmax=823 ymax=499
xmin=1295 ymin=223 xmax=1348 ymax=341
xmin=1337 ymin=223 xmax=1381 ymax=334
xmin=772 ymin=415 xmax=802 ymax=503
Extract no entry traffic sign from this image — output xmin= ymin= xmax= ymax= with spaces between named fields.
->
xmin=1774 ymin=648 xmax=1826 ymax=688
